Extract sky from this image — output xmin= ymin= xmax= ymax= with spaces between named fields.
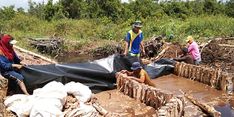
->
xmin=0 ymin=0 xmax=129 ymax=11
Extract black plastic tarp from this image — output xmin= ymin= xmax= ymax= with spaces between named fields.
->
xmin=144 ymin=58 xmax=175 ymax=79
xmin=21 ymin=54 xmax=174 ymax=93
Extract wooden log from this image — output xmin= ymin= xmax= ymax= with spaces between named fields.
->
xmin=0 ymin=76 xmax=8 ymax=117
xmin=174 ymin=62 xmax=179 ymax=75
xmin=178 ymin=63 xmax=183 ymax=77
xmin=206 ymin=69 xmax=212 ymax=85
xmin=153 ymin=89 xmax=160 ymax=109
xmin=184 ymin=64 xmax=188 ymax=78
xmin=92 ymin=102 xmax=109 ymax=116
xmin=0 ymin=76 xmax=8 ymax=100
xmin=220 ymin=72 xmax=229 ymax=91
xmin=176 ymin=62 xmax=180 ymax=75
xmin=201 ymin=67 xmax=206 ymax=83
xmin=216 ymin=69 xmax=222 ymax=89
xmin=136 ymin=82 xmax=143 ymax=100
xmin=127 ymin=80 xmax=133 ymax=98
xmin=189 ymin=64 xmax=194 ymax=79
xmin=203 ymin=68 xmax=208 ymax=84
xmin=198 ymin=66 xmax=203 ymax=82
xmin=141 ymin=84 xmax=147 ymax=103
xmin=180 ymin=63 xmax=184 ymax=77
xmin=176 ymin=95 xmax=185 ymax=117
xmin=191 ymin=65 xmax=196 ymax=80
xmin=184 ymin=93 xmax=221 ymax=117
xmin=149 ymin=88 xmax=156 ymax=107
xmin=210 ymin=69 xmax=217 ymax=88
xmin=181 ymin=63 xmax=186 ymax=77
xmin=188 ymin=64 xmax=192 ymax=79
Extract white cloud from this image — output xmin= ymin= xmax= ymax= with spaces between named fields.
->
xmin=0 ymin=0 xmax=128 ymax=11
xmin=0 ymin=0 xmax=59 ymax=10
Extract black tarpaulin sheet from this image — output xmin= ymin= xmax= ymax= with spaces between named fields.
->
xmin=144 ymin=58 xmax=175 ymax=79
xmin=21 ymin=55 xmax=174 ymax=93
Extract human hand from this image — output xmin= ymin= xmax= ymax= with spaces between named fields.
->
xmin=123 ymin=51 xmax=128 ymax=56
xmin=142 ymin=50 xmax=146 ymax=56
xmin=120 ymin=70 xmax=128 ymax=74
xmin=12 ymin=64 xmax=23 ymax=69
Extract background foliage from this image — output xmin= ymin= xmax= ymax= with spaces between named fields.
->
xmin=0 ymin=0 xmax=233 ymax=52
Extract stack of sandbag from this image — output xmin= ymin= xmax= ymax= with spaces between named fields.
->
xmin=4 ymin=81 xmax=97 ymax=117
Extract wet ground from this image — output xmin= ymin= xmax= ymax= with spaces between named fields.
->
xmin=152 ymin=74 xmax=234 ymax=117
xmin=95 ymin=74 xmax=234 ymax=117
xmin=95 ymin=90 xmax=157 ymax=117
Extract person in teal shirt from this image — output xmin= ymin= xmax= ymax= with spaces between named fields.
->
xmin=124 ymin=21 xmax=145 ymax=57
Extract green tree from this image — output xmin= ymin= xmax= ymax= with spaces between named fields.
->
xmin=226 ymin=0 xmax=234 ymax=17
xmin=162 ymin=0 xmax=188 ymax=19
xmin=0 ymin=6 xmax=16 ymax=20
xmin=86 ymin=0 xmax=123 ymax=21
xmin=43 ymin=0 xmax=57 ymax=21
xmin=17 ymin=7 xmax=25 ymax=14
xmin=60 ymin=0 xmax=86 ymax=19
xmin=28 ymin=1 xmax=45 ymax=19
xmin=203 ymin=0 xmax=223 ymax=15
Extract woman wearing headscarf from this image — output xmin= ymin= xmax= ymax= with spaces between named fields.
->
xmin=0 ymin=34 xmax=29 ymax=95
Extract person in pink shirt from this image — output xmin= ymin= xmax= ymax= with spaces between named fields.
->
xmin=186 ymin=36 xmax=201 ymax=65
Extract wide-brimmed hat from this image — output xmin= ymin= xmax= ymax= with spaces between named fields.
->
xmin=131 ymin=62 xmax=142 ymax=70
xmin=133 ymin=21 xmax=142 ymax=28
xmin=186 ymin=36 xmax=193 ymax=43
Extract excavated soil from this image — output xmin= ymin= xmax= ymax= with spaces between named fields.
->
xmin=151 ymin=42 xmax=183 ymax=61
xmin=201 ymin=37 xmax=234 ymax=73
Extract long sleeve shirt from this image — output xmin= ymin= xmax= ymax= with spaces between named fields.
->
xmin=188 ymin=41 xmax=201 ymax=60
xmin=0 ymin=53 xmax=20 ymax=73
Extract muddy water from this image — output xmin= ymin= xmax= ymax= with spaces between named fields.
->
xmin=152 ymin=74 xmax=234 ymax=117
xmin=56 ymin=53 xmax=93 ymax=63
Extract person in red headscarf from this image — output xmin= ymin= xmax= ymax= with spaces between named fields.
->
xmin=0 ymin=34 xmax=29 ymax=95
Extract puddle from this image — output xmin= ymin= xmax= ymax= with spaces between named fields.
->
xmin=215 ymin=104 xmax=234 ymax=117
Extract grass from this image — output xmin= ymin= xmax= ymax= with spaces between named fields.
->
xmin=0 ymin=14 xmax=233 ymax=55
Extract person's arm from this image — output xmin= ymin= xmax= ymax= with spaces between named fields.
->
xmin=0 ymin=56 xmax=14 ymax=71
xmin=127 ymin=71 xmax=145 ymax=83
xmin=187 ymin=44 xmax=194 ymax=53
xmin=124 ymin=33 xmax=130 ymax=56
xmin=140 ymin=41 xmax=145 ymax=56
xmin=13 ymin=51 xmax=21 ymax=64
xmin=124 ymin=41 xmax=129 ymax=55
xmin=174 ymin=56 xmax=187 ymax=62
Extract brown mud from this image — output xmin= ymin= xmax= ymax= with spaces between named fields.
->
xmin=95 ymin=90 xmax=157 ymax=117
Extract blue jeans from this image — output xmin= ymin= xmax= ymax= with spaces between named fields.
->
xmin=2 ymin=71 xmax=24 ymax=82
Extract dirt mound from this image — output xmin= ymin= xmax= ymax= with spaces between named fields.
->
xmin=144 ymin=36 xmax=164 ymax=57
xmin=151 ymin=42 xmax=183 ymax=61
xmin=201 ymin=37 xmax=234 ymax=73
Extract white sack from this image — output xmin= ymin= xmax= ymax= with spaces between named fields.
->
xmin=64 ymin=82 xmax=92 ymax=102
